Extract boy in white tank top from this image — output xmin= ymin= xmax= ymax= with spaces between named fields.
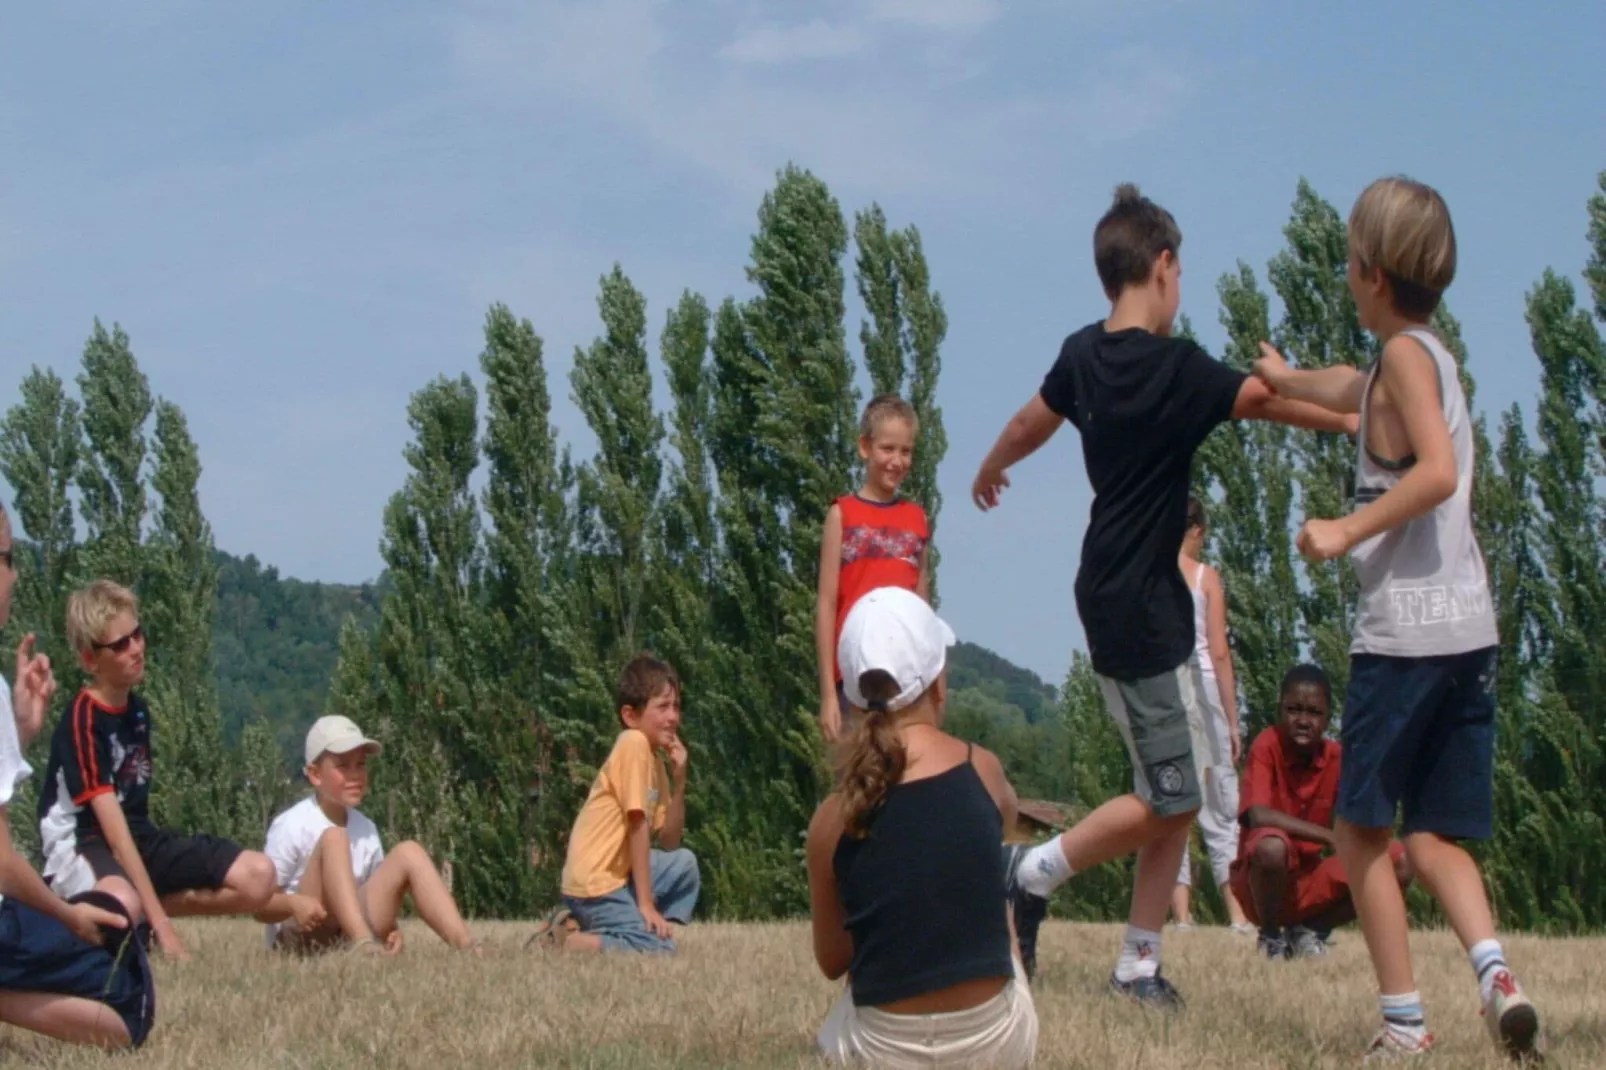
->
xmin=1254 ymin=176 xmax=1539 ymax=1062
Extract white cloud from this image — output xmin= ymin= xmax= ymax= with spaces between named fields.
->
xmin=866 ymin=0 xmax=1002 ymax=32
xmin=720 ymin=19 xmax=867 ymax=64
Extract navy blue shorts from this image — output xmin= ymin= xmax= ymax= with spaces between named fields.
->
xmin=1336 ymin=646 xmax=1498 ymax=840
xmin=0 ymin=894 xmax=155 ymax=1047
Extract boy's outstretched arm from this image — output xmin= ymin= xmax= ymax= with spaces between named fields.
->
xmin=1232 ymin=377 xmax=1358 ymax=435
xmin=88 ymin=794 xmax=189 ymax=960
xmin=1297 ymin=335 xmax=1457 ymax=561
xmin=972 ymin=396 xmax=1064 ymax=510
xmin=1253 ymin=343 xmax=1369 ymax=414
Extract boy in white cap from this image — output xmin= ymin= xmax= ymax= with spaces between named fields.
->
xmin=256 ymin=715 xmax=476 ymax=954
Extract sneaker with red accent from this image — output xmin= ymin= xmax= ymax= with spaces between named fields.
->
xmin=1362 ymin=1027 xmax=1435 ymax=1061
xmin=1482 ymin=969 xmax=1542 ymax=1062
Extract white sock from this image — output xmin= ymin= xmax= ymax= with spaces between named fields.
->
xmin=1469 ymin=939 xmax=1510 ymax=1004
xmin=1113 ymin=926 xmax=1162 ymax=982
xmin=1380 ymin=991 xmax=1428 ymax=1044
xmin=1017 ymin=839 xmax=1074 ymax=898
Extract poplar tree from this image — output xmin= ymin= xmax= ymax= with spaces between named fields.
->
xmin=75 ymin=321 xmax=152 ymax=590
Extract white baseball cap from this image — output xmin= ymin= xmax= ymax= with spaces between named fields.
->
xmin=837 ymin=587 xmax=957 ymax=713
xmin=304 ymin=715 xmax=382 ymax=766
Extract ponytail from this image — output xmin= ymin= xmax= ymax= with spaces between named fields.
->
xmin=837 ymin=670 xmax=909 ymax=838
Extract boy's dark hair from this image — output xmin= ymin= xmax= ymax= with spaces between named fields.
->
xmin=616 ymin=653 xmax=680 ymax=723
xmin=1279 ymin=663 xmax=1332 ymax=710
xmin=1185 ymin=495 xmax=1207 ymax=532
xmin=1094 ymin=184 xmax=1182 ymax=300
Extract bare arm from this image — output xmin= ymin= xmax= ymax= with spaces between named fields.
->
xmin=969 ymin=746 xmax=1019 ymax=834
xmin=815 ymin=506 xmax=844 ymax=736
xmin=805 ymin=795 xmax=853 ymax=980
xmin=972 ymin=396 xmax=1064 ymax=510
xmin=1232 ymin=377 xmax=1357 ymax=433
xmin=1243 ymin=805 xmax=1335 ymax=849
xmin=657 ymin=748 xmax=687 ymax=851
xmin=0 ymin=808 xmax=123 ymax=944
xmin=627 ymin=811 xmax=670 ymax=938
xmin=915 ymin=542 xmax=931 ymax=603
xmin=1202 ymin=568 xmax=1240 ymax=761
xmin=1252 ymin=344 xmax=1369 ymax=414
xmin=89 ymin=792 xmax=187 ymax=958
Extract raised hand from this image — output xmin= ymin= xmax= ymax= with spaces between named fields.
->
xmin=971 ymin=465 xmax=1011 ymax=511
xmin=1253 ymin=342 xmax=1291 ymax=389
xmin=12 ymin=635 xmax=56 ymax=745
xmin=1296 ymin=518 xmax=1351 ymax=562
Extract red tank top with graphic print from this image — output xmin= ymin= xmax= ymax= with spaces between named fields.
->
xmin=833 ymin=494 xmax=930 ymax=680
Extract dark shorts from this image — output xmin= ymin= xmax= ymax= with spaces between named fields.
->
xmin=80 ymin=828 xmax=244 ymax=899
xmin=1099 ymin=661 xmax=1209 ymax=818
xmin=1337 ymin=647 xmax=1498 ymax=840
xmin=0 ymin=894 xmax=155 ymax=1047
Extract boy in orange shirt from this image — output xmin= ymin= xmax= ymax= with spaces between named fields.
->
xmin=541 ymin=654 xmax=697 ymax=953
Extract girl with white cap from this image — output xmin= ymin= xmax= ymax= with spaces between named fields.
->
xmin=807 ymin=587 xmax=1038 ymax=1068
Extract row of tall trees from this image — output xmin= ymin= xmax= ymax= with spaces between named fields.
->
xmin=3 ymin=165 xmax=1600 ymax=930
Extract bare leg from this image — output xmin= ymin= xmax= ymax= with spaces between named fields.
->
xmin=0 ymin=991 xmax=131 ymax=1049
xmin=91 ymin=876 xmax=142 ymax=925
xmin=563 ymin=932 xmax=604 ymax=954
xmin=1221 ymin=882 xmax=1250 ymax=928
xmin=1170 ymin=883 xmax=1192 ymax=926
xmin=360 ymin=841 xmax=473 ymax=948
xmin=1053 ymin=794 xmax=1195 ymax=874
xmin=296 ymin=827 xmax=376 ymax=944
xmin=1245 ymin=836 xmax=1291 ymax=931
xmin=1336 ymin=819 xmax=1416 ymax=996
xmin=1130 ymin=814 xmax=1193 ymax=933
xmin=1403 ymin=832 xmax=1493 ymax=952
xmin=162 ymin=852 xmax=277 ymax=918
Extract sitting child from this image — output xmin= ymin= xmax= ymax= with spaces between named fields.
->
xmin=810 ymin=588 xmax=1037 ymax=1068
xmin=257 ymin=716 xmax=476 ymax=954
xmin=539 ymin=654 xmax=698 ymax=954
xmin=38 ymin=580 xmax=276 ymax=961
xmin=1229 ymin=664 xmax=1410 ymax=960
xmin=0 ymin=505 xmax=153 ymax=1050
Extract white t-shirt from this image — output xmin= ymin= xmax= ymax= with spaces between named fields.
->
xmin=262 ymin=796 xmax=385 ymax=944
xmin=0 ymin=679 xmax=34 ymax=910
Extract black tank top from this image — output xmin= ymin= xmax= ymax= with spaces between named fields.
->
xmin=832 ymin=747 xmax=1013 ymax=1007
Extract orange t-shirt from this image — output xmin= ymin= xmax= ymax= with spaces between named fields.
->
xmin=832 ymin=494 xmax=930 ymax=680
xmin=560 ymin=730 xmax=669 ymax=899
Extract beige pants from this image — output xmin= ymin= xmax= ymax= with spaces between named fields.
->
xmin=818 ymin=959 xmax=1038 ymax=1068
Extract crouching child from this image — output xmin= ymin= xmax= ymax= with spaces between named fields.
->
xmin=539 ymin=654 xmax=698 ymax=953
xmin=257 ymin=716 xmax=477 ymax=954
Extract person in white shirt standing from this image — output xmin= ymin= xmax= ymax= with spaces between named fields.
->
xmin=256 ymin=715 xmax=477 ymax=954
xmin=1169 ymin=497 xmax=1253 ymax=935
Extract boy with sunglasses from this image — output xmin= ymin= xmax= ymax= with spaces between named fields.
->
xmin=37 ymin=581 xmax=277 ymax=960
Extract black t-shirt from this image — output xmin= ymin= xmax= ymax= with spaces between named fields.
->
xmin=38 ymin=690 xmax=157 ymax=840
xmin=1040 ymin=322 xmax=1247 ymax=681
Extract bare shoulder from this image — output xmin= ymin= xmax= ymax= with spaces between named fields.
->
xmin=808 ymin=793 xmax=844 ymax=841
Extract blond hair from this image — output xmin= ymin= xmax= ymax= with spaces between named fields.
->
xmin=1348 ymin=176 xmax=1456 ymax=318
xmin=66 ymin=580 xmax=140 ymax=655
xmin=859 ymin=394 xmax=918 ymax=441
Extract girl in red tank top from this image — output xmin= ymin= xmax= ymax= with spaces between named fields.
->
xmin=815 ymin=396 xmax=932 ymax=743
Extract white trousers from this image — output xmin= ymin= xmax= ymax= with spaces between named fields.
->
xmin=1177 ymin=670 xmax=1240 ymax=890
xmin=818 ymin=959 xmax=1038 ymax=1069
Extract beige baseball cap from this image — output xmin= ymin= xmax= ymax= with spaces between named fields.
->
xmin=304 ymin=715 xmax=382 ymax=765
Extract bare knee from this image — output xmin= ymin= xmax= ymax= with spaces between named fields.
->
xmin=95 ymin=876 xmax=143 ymax=926
xmin=1393 ymin=850 xmax=1414 ymax=888
xmin=391 ymin=840 xmax=432 ymax=868
xmin=1250 ymin=835 xmax=1289 ymax=873
xmin=316 ymin=826 xmax=352 ymax=854
xmin=229 ymin=852 xmax=278 ymax=909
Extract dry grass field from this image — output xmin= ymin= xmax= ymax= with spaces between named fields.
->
xmin=4 ymin=918 xmax=1602 ymax=1068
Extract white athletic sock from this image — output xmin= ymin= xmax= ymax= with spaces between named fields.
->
xmin=1469 ymin=939 xmax=1510 ymax=1004
xmin=1017 ymin=839 xmax=1074 ymax=898
xmin=1379 ymin=991 xmax=1428 ymax=1045
xmin=1113 ymin=926 xmax=1162 ymax=983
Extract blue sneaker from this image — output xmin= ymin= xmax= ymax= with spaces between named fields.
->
xmin=1002 ymin=844 xmax=1049 ymax=983
xmin=1109 ymin=970 xmax=1186 ymax=1011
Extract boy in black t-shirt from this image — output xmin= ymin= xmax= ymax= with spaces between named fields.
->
xmin=38 ymin=580 xmax=277 ymax=961
xmin=974 ymin=184 xmax=1353 ymax=1007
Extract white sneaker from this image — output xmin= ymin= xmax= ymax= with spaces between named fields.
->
xmin=1363 ymin=1027 xmax=1435 ymax=1061
xmin=1481 ymin=969 xmax=1542 ymax=1061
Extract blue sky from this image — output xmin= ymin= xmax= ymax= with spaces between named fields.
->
xmin=2 ymin=1 xmax=1603 ymax=684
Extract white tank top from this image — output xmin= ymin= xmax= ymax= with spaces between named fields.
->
xmin=1349 ymin=328 xmax=1498 ymax=657
xmin=1187 ymin=561 xmax=1215 ymax=679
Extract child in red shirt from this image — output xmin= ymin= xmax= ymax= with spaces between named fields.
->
xmin=815 ymin=395 xmax=932 ymax=742
xmin=1229 ymin=664 xmax=1409 ymax=960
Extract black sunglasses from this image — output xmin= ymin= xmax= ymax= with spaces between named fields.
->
xmin=93 ymin=624 xmax=145 ymax=654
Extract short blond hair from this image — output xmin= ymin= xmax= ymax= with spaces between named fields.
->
xmin=1348 ymin=176 xmax=1456 ymax=319
xmin=66 ymin=580 xmax=140 ymax=655
xmin=859 ymin=394 xmax=918 ymax=441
